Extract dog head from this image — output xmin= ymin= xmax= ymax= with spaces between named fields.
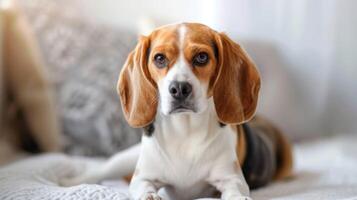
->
xmin=118 ymin=23 xmax=261 ymax=128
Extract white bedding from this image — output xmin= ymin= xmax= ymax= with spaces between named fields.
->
xmin=1 ymin=134 xmax=357 ymax=200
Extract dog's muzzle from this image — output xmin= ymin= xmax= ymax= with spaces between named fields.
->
xmin=168 ymin=81 xmax=195 ymax=114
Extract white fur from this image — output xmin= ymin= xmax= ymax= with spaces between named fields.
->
xmin=61 ymin=24 xmax=251 ymax=200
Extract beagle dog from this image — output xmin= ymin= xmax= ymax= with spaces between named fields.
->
xmin=62 ymin=23 xmax=293 ymax=200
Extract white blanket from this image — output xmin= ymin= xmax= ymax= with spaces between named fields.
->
xmin=1 ymin=135 xmax=357 ymax=200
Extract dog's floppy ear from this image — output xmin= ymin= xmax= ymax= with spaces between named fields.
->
xmin=212 ymin=33 xmax=261 ymax=125
xmin=117 ymin=36 xmax=158 ymax=128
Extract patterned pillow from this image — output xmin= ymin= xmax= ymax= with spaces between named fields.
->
xmin=18 ymin=0 xmax=141 ymax=156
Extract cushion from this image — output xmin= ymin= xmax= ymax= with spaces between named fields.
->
xmin=17 ymin=0 xmax=141 ymax=156
xmin=0 ymin=0 xmax=60 ymax=164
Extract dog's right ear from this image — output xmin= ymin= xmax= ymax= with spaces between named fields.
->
xmin=117 ymin=36 xmax=158 ymax=128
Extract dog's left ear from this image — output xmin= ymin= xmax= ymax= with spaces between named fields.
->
xmin=212 ymin=33 xmax=261 ymax=125
xmin=117 ymin=36 xmax=158 ymax=128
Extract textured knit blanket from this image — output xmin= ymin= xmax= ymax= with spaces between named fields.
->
xmin=1 ymin=134 xmax=357 ymax=200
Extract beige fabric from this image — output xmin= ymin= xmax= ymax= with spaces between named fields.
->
xmin=0 ymin=5 xmax=3 ymax=130
xmin=0 ymin=0 xmax=61 ymax=164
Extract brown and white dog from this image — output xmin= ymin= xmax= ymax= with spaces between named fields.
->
xmin=62 ymin=23 xmax=293 ymax=200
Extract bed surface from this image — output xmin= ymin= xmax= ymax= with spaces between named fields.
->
xmin=1 ymin=134 xmax=356 ymax=200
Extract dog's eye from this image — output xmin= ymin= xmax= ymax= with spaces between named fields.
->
xmin=193 ymin=52 xmax=209 ymax=66
xmin=154 ymin=53 xmax=168 ymax=68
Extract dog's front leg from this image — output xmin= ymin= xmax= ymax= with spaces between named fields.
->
xmin=208 ymin=164 xmax=251 ymax=200
xmin=129 ymin=175 xmax=164 ymax=200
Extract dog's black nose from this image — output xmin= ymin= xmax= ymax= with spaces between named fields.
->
xmin=169 ymin=81 xmax=192 ymax=100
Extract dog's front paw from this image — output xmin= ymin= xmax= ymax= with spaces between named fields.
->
xmin=140 ymin=192 xmax=162 ymax=200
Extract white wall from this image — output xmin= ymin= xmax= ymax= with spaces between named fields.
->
xmin=78 ymin=0 xmax=357 ymax=139
xmin=323 ymin=1 xmax=357 ymax=134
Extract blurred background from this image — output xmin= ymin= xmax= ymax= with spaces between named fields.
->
xmin=1 ymin=0 xmax=357 ymax=159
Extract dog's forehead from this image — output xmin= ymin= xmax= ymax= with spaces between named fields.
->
xmin=150 ymin=25 xmax=179 ymax=46
xmin=184 ymin=23 xmax=217 ymax=44
xmin=150 ymin=23 xmax=216 ymax=47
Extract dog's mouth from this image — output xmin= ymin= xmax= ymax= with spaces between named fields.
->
xmin=169 ymin=105 xmax=196 ymax=114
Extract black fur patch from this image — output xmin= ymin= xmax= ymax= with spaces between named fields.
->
xmin=242 ymin=124 xmax=275 ymax=189
xmin=143 ymin=123 xmax=155 ymax=137
xmin=218 ymin=122 xmax=226 ymax=127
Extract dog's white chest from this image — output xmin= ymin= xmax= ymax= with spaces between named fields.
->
xmin=137 ymin=112 xmax=238 ymax=199
xmin=159 ymin=135 xmax=212 ymax=188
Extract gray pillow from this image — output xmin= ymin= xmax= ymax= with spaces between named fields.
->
xmin=19 ymin=0 xmax=141 ymax=156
